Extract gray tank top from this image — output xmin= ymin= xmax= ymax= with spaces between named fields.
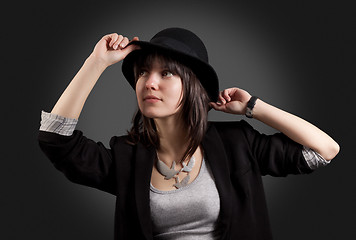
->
xmin=150 ymin=159 xmax=221 ymax=239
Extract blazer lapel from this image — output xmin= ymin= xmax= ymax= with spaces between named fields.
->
xmin=134 ymin=142 xmax=155 ymax=240
xmin=202 ymin=123 xmax=233 ymax=234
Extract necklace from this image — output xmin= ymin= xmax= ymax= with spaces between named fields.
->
xmin=156 ymin=155 xmax=196 ymax=189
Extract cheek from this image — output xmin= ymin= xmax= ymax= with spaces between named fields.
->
xmin=171 ymin=82 xmax=183 ymax=102
xmin=135 ymin=84 xmax=144 ymax=110
xmin=135 ymin=79 xmax=141 ymax=92
xmin=135 ymin=80 xmax=143 ymax=98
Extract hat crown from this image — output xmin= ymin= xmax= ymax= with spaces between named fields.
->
xmin=149 ymin=28 xmax=209 ymax=63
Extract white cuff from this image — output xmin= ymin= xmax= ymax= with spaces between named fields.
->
xmin=302 ymin=146 xmax=330 ymax=170
xmin=39 ymin=111 xmax=78 ymax=136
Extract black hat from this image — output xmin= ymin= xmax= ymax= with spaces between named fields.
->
xmin=122 ymin=27 xmax=219 ymax=102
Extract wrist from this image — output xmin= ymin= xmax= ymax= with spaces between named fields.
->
xmin=86 ymin=54 xmax=108 ymax=73
xmin=245 ymin=96 xmax=259 ymax=118
xmin=250 ymin=99 xmax=269 ymax=121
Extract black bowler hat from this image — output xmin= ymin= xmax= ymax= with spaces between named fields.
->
xmin=122 ymin=27 xmax=219 ymax=102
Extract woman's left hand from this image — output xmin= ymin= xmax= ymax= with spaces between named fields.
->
xmin=209 ymin=87 xmax=252 ymax=115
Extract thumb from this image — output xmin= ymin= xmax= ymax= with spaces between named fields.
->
xmin=120 ymin=43 xmax=140 ymax=59
xmin=209 ymin=102 xmax=225 ymax=112
xmin=121 ymin=37 xmax=140 ymax=56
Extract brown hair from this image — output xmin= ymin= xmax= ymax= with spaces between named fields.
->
xmin=127 ymin=50 xmax=210 ymax=162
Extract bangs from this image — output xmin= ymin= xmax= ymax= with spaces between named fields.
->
xmin=133 ymin=50 xmax=186 ymax=81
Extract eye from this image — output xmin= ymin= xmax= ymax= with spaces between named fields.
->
xmin=162 ymin=71 xmax=173 ymax=78
xmin=138 ymin=70 xmax=147 ymax=78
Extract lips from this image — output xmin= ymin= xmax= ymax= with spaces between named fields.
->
xmin=144 ymin=95 xmax=162 ymax=102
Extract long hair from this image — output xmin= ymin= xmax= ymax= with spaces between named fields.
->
xmin=127 ymin=49 xmax=211 ymax=162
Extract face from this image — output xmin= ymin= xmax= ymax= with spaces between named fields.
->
xmin=135 ymin=58 xmax=183 ymax=120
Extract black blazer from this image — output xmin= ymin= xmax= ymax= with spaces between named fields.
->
xmin=38 ymin=120 xmax=313 ymax=240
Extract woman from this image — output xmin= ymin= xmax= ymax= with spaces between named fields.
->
xmin=38 ymin=28 xmax=339 ymax=239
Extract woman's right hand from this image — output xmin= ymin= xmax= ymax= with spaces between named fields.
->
xmin=89 ymin=33 xmax=140 ymax=68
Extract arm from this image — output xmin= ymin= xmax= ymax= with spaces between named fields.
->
xmin=209 ymin=88 xmax=340 ymax=161
xmin=51 ymin=34 xmax=139 ymax=119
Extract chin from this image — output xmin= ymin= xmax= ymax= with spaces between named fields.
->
xmin=142 ymin=112 xmax=158 ymax=119
xmin=139 ymin=108 xmax=161 ymax=118
xmin=140 ymin=109 xmax=180 ymax=120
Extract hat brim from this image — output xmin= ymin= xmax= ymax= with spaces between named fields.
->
xmin=121 ymin=41 xmax=219 ymax=103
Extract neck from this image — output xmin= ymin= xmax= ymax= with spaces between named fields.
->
xmin=154 ymin=115 xmax=189 ymax=163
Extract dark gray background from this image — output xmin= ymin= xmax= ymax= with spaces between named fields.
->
xmin=3 ymin=0 xmax=355 ymax=239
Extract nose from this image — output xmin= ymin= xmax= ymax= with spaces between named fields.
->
xmin=145 ymin=73 xmax=159 ymax=90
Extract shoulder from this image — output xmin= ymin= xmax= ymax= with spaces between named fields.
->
xmin=206 ymin=120 xmax=269 ymax=151
xmin=109 ymin=134 xmax=153 ymax=154
xmin=208 ymin=120 xmax=256 ymax=138
xmin=109 ymin=135 xmax=136 ymax=150
xmin=209 ymin=120 xmax=252 ymax=129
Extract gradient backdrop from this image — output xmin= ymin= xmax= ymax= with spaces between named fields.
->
xmin=3 ymin=0 xmax=355 ymax=239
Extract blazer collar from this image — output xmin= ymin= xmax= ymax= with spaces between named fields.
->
xmin=134 ymin=123 xmax=233 ymax=239
xmin=134 ymin=142 xmax=155 ymax=240
xmin=202 ymin=123 xmax=233 ymax=233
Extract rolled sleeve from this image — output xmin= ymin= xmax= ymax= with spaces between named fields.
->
xmin=39 ymin=111 xmax=78 ymax=136
xmin=302 ymin=146 xmax=330 ymax=170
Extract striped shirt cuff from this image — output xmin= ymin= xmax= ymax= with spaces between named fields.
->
xmin=302 ymin=146 xmax=330 ymax=170
xmin=39 ymin=111 xmax=78 ymax=136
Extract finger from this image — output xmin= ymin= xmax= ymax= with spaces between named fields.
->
xmin=119 ymin=37 xmax=129 ymax=49
xmin=128 ymin=44 xmax=141 ymax=51
xmin=218 ymin=93 xmax=227 ymax=105
xmin=209 ymin=102 xmax=219 ymax=110
xmin=119 ymin=43 xmax=141 ymax=59
xmin=209 ymin=102 xmax=226 ymax=112
xmin=108 ymin=33 xmax=119 ymax=48
xmin=121 ymin=36 xmax=140 ymax=50
xmin=113 ymin=35 xmax=124 ymax=50
xmin=222 ymin=89 xmax=232 ymax=102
